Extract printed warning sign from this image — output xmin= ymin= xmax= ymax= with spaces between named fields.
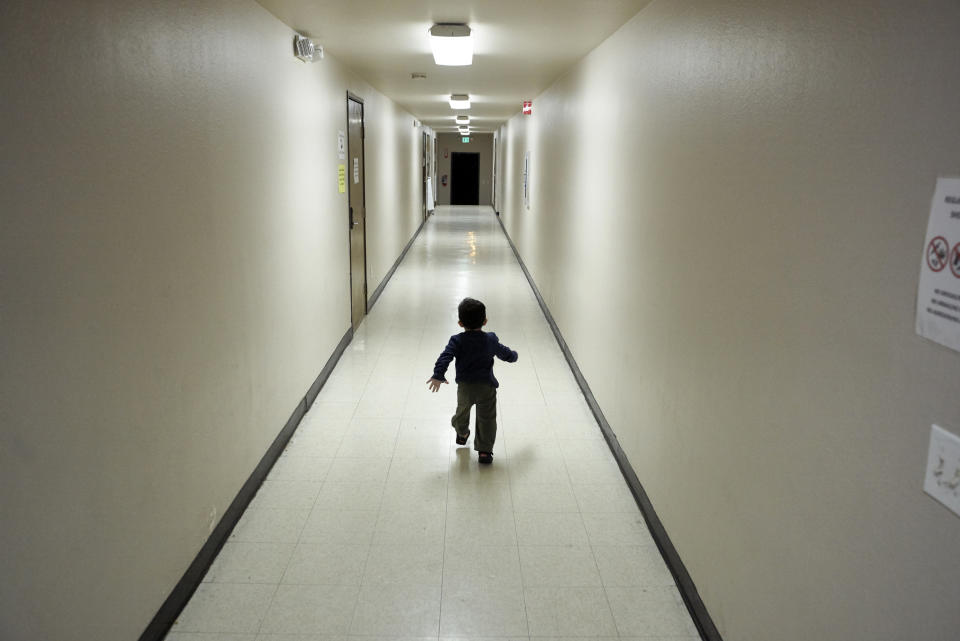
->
xmin=916 ymin=177 xmax=960 ymax=353
xmin=927 ymin=236 xmax=949 ymax=272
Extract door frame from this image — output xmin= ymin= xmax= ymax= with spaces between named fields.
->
xmin=346 ymin=92 xmax=368 ymax=328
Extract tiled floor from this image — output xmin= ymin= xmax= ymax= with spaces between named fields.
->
xmin=165 ymin=206 xmax=699 ymax=641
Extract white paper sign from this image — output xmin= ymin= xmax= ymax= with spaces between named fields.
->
xmin=353 ymin=157 xmax=359 ymax=184
xmin=337 ymin=130 xmax=346 ymax=160
xmin=916 ymin=177 xmax=960 ymax=353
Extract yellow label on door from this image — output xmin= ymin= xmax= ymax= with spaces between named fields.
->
xmin=338 ymin=164 xmax=346 ymax=193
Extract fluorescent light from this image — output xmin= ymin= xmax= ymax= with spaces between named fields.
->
xmin=458 ymin=127 xmax=470 ymax=135
xmin=430 ymin=24 xmax=473 ymax=66
xmin=449 ymin=94 xmax=470 ymax=109
xmin=455 ymin=115 xmax=470 ymax=125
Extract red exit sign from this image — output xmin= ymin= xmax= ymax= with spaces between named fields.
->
xmin=522 ymin=100 xmax=532 ymax=115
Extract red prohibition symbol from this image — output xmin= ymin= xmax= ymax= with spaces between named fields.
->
xmin=927 ymin=236 xmax=949 ymax=272
xmin=951 ymin=242 xmax=960 ymax=279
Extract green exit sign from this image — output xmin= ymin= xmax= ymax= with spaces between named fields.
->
xmin=461 ymin=136 xmax=470 ymax=143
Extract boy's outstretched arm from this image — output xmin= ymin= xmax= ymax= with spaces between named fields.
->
xmin=428 ymin=336 xmax=457 ymax=392
xmin=494 ymin=340 xmax=518 ymax=363
xmin=426 ymin=377 xmax=447 ymax=393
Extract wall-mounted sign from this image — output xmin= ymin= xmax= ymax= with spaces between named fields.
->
xmin=353 ymin=157 xmax=359 ymax=184
xmin=522 ymin=100 xmax=532 ymax=115
xmin=337 ymin=130 xmax=345 ymax=160
xmin=916 ymin=177 xmax=960 ymax=353
xmin=462 ymin=137 xmax=470 ymax=143
xmin=337 ymin=164 xmax=346 ymax=193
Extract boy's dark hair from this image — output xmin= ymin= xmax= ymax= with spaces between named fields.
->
xmin=458 ymin=297 xmax=486 ymax=330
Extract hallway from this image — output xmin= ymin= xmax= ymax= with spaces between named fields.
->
xmin=5 ymin=3 xmax=960 ymax=640
xmin=165 ymin=206 xmax=697 ymax=638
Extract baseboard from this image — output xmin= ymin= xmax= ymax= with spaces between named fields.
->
xmin=139 ymin=326 xmax=354 ymax=641
xmin=307 ymin=329 xmax=353 ymax=407
xmin=495 ymin=215 xmax=722 ymax=641
xmin=367 ymin=217 xmax=427 ymax=312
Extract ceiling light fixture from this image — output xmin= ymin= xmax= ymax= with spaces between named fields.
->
xmin=429 ymin=24 xmax=473 ymax=66
xmin=458 ymin=127 xmax=470 ymax=134
xmin=455 ymin=115 xmax=470 ymax=125
xmin=449 ymin=94 xmax=470 ymax=109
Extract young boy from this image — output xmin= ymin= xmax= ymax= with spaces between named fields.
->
xmin=427 ymin=297 xmax=518 ymax=464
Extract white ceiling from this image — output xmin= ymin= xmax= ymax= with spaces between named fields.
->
xmin=256 ymin=0 xmax=651 ymax=132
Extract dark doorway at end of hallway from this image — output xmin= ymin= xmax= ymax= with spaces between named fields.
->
xmin=451 ymin=152 xmax=480 ymax=205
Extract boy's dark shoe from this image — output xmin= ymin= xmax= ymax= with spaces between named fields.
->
xmin=456 ymin=430 xmax=470 ymax=446
xmin=478 ymin=451 xmax=493 ymax=465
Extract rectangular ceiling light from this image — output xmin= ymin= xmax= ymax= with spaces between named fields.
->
xmin=455 ymin=115 xmax=470 ymax=125
xmin=449 ymin=94 xmax=470 ymax=109
xmin=458 ymin=127 xmax=470 ymax=134
xmin=430 ymin=24 xmax=473 ymax=66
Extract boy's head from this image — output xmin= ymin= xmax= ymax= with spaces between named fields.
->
xmin=458 ymin=297 xmax=486 ymax=330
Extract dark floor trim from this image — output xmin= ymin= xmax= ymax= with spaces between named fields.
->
xmin=139 ymin=327 xmax=354 ymax=641
xmin=307 ymin=329 xmax=353 ymax=407
xmin=495 ymin=215 xmax=722 ymax=641
xmin=367 ymin=216 xmax=427 ymax=312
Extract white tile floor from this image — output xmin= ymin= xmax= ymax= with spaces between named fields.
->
xmin=165 ymin=206 xmax=698 ymax=641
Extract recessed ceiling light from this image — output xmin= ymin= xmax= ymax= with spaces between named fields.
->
xmin=455 ymin=115 xmax=470 ymax=125
xmin=449 ymin=94 xmax=470 ymax=109
xmin=429 ymin=24 xmax=473 ymax=66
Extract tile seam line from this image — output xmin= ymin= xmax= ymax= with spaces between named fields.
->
xmin=493 ymin=213 xmax=722 ymax=641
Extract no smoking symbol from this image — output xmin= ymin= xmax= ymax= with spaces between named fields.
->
xmin=927 ymin=236 xmax=949 ymax=272
xmin=951 ymin=243 xmax=960 ymax=279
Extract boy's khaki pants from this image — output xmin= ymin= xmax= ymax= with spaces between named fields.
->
xmin=451 ymin=382 xmax=497 ymax=453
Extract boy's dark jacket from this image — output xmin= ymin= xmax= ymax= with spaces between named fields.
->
xmin=432 ymin=331 xmax=518 ymax=388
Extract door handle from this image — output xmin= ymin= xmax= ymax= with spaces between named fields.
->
xmin=349 ymin=206 xmax=355 ymax=229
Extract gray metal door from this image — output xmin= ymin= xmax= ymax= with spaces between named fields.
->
xmin=347 ymin=96 xmax=366 ymax=329
xmin=493 ymin=136 xmax=497 ymax=212
xmin=422 ymin=131 xmax=428 ymax=220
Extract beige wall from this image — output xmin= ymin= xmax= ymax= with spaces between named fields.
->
xmin=0 ymin=1 xmax=425 ymax=639
xmin=497 ymin=1 xmax=960 ymax=640
xmin=364 ymin=94 xmax=432 ymax=288
xmin=436 ymin=133 xmax=494 ymax=206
